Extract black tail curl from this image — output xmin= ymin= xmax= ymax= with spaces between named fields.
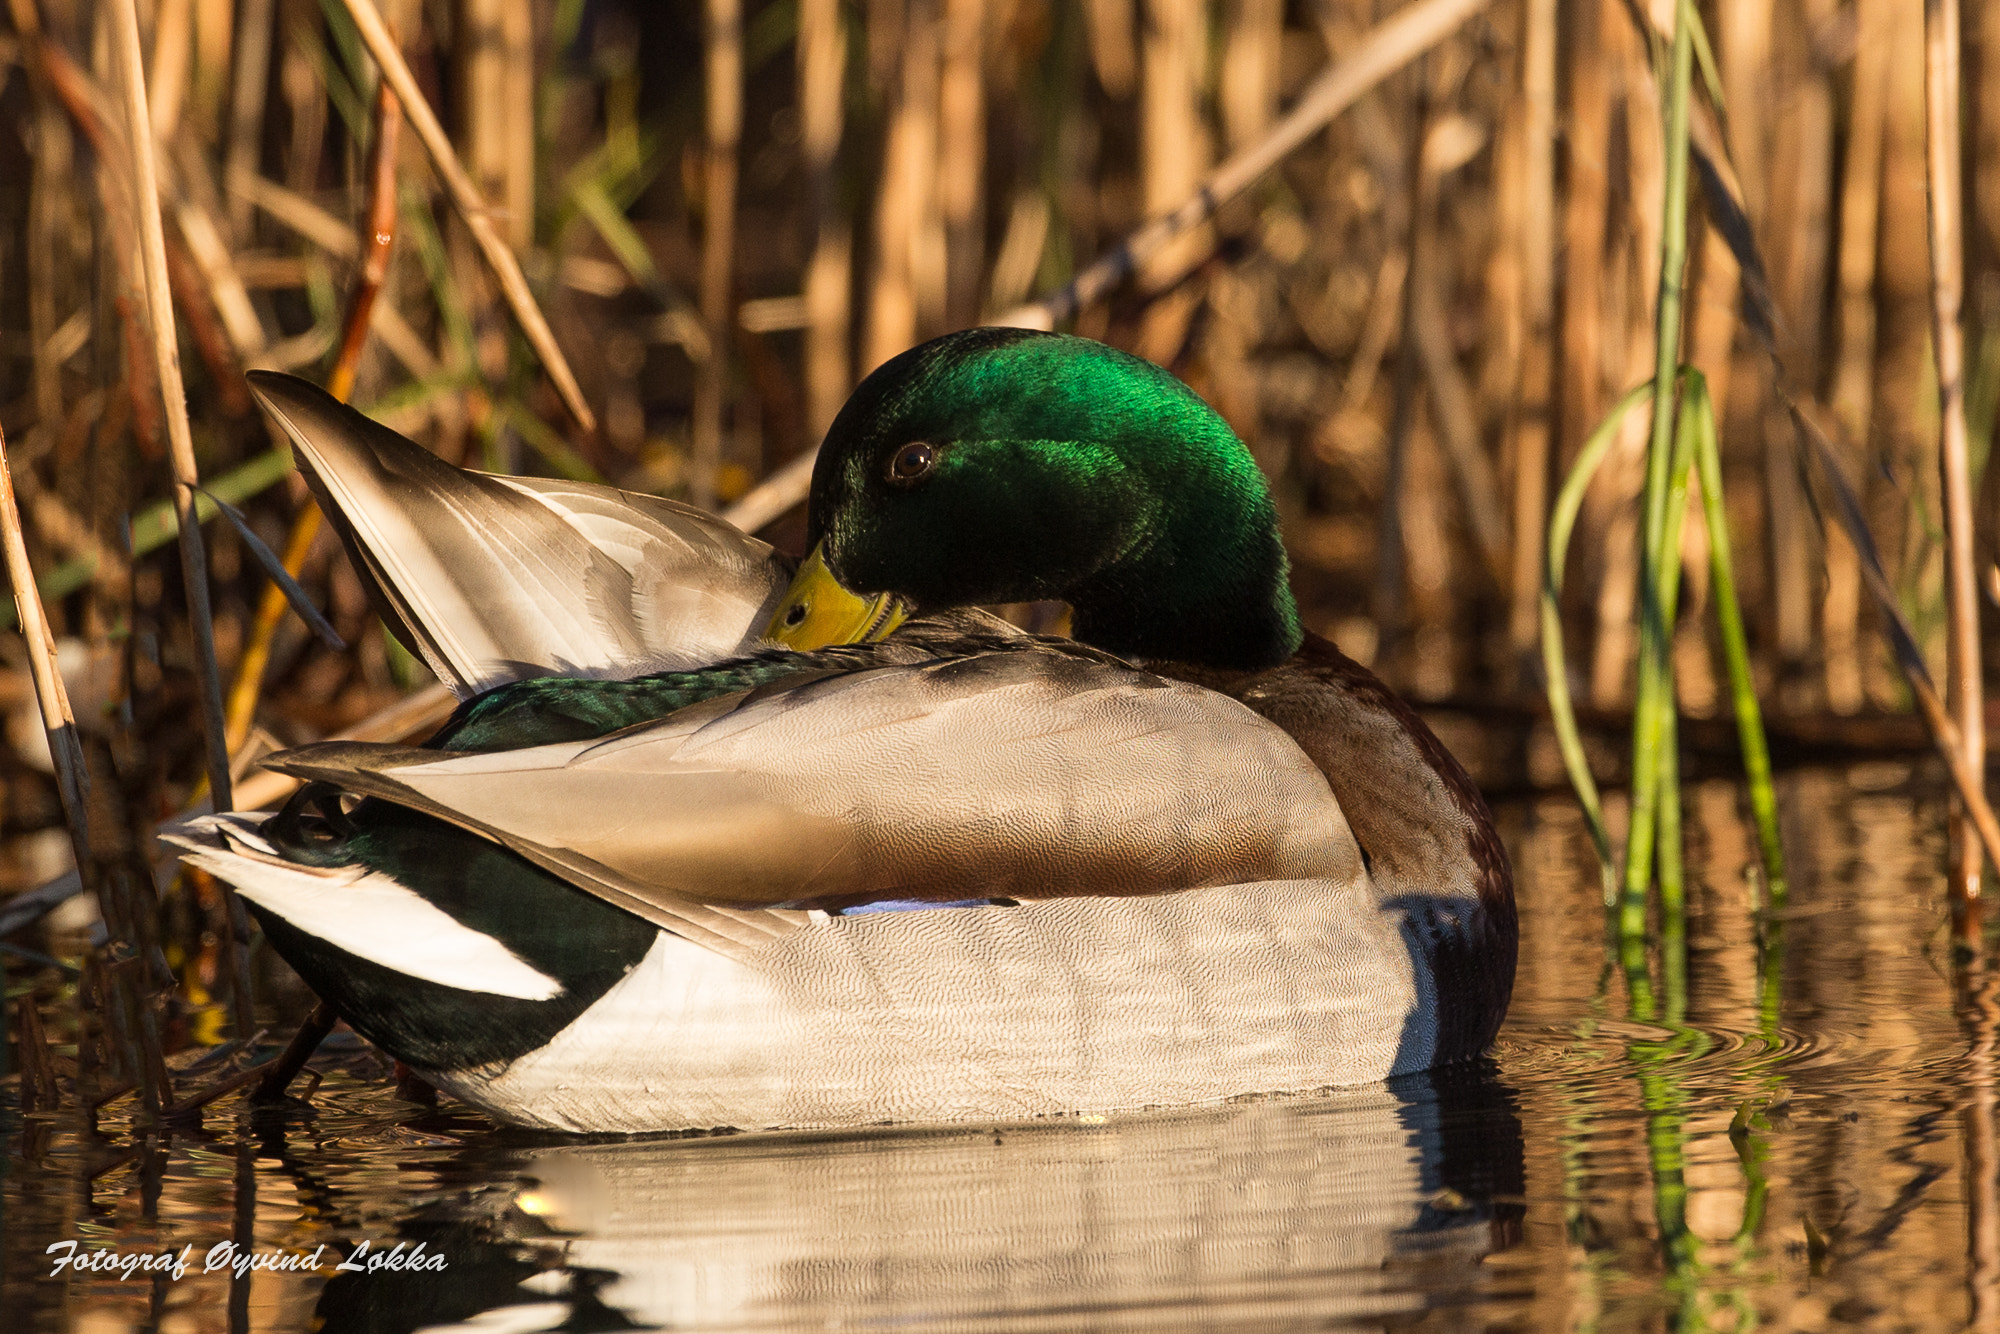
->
xmin=262 ymin=781 xmax=362 ymax=865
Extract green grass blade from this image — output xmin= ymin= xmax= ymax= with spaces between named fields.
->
xmin=1653 ymin=383 xmax=1702 ymax=925
xmin=1624 ymin=3 xmax=1698 ymax=935
xmin=570 ymin=175 xmax=701 ymax=325
xmin=1966 ymin=317 xmax=2000 ymax=491
xmin=306 ymin=1 xmax=370 ymax=144
xmin=1652 ymin=384 xmax=1704 ymax=1022
xmin=1658 ymin=697 xmax=1688 ymax=1023
xmin=1688 ymin=379 xmax=1788 ymax=905
xmin=1544 ymin=380 xmax=1656 ymax=902
xmin=1682 ymin=0 xmax=1725 ymax=119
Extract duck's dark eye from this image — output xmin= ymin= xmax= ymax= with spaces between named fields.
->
xmin=886 ymin=441 xmax=937 ymax=485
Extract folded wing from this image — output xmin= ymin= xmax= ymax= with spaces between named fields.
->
xmin=249 ymin=372 xmax=789 ymax=696
xmin=266 ymin=647 xmax=1365 ymax=937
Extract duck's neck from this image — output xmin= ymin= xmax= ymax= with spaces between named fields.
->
xmin=1063 ymin=469 xmax=1304 ymax=671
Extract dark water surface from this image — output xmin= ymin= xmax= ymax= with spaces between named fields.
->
xmin=4 ymin=767 xmax=1997 ymax=1331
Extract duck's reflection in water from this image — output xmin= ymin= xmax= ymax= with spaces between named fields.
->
xmin=314 ymin=1065 xmax=1524 ymax=1333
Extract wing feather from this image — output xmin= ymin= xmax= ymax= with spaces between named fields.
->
xmin=249 ymin=372 xmax=788 ymax=696
xmin=265 ymin=648 xmax=1366 ymax=926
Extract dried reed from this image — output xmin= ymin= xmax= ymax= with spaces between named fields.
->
xmin=223 ymin=63 xmax=403 ymax=755
xmin=1503 ymin=0 xmax=1557 ymax=681
xmin=692 ymin=0 xmax=741 ymax=508
xmin=334 ymin=0 xmax=594 ymax=432
xmin=1926 ymin=0 xmax=1987 ymax=910
xmin=110 ymin=0 xmax=253 ymax=1037
xmin=798 ymin=0 xmax=851 ymax=438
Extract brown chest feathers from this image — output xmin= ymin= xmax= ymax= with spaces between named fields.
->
xmin=1155 ymin=632 xmax=1517 ymax=1063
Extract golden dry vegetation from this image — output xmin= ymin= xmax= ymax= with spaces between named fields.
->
xmin=0 ymin=0 xmax=1994 ymax=1086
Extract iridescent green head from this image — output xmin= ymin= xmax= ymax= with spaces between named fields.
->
xmin=780 ymin=328 xmax=1301 ymax=670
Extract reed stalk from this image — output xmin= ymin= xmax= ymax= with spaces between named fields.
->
xmin=865 ymin=0 xmax=938 ymax=373
xmin=940 ymin=0 xmax=988 ymax=328
xmin=462 ymin=0 xmax=535 ymax=252
xmin=693 ymin=0 xmax=742 ymax=509
xmin=1620 ymin=0 xmax=1696 ymax=938
xmin=1822 ymin=0 xmax=1891 ymax=715
xmin=1925 ymin=0 xmax=1986 ymax=910
xmin=12 ymin=990 xmax=60 ymax=1113
xmin=1138 ymin=0 xmax=1211 ymax=303
xmin=254 ymin=1001 xmax=337 ymax=1100
xmin=1559 ymin=0 xmax=1610 ymax=479
xmin=110 ymin=0 xmax=255 ymax=1036
xmin=1505 ymin=0 xmax=1558 ymax=682
xmin=1652 ymin=396 xmax=1702 ymax=923
xmin=0 ymin=422 xmax=170 ymax=1117
xmin=1762 ymin=2 xmax=1833 ymax=688
xmin=10 ymin=0 xmax=65 ymax=439
xmin=149 ymin=0 xmax=193 ymax=143
xmin=224 ymin=0 xmax=276 ymax=238
xmin=1545 ymin=367 xmax=1788 ymax=914
xmin=1543 ymin=380 xmax=1655 ymax=897
xmin=1221 ymin=0 xmax=1280 ymax=151
xmin=172 ymin=176 xmax=267 ymax=363
xmin=223 ymin=61 xmax=403 ymax=756
xmin=1410 ymin=109 xmax=1510 ymax=594
xmin=1688 ymin=379 xmax=1787 ymax=904
xmin=1410 ymin=222 xmax=1509 ymax=586
xmin=1084 ymin=0 xmax=1136 ymax=97
xmin=799 ymin=0 xmax=852 ymax=438
xmin=110 ymin=0 xmax=232 ymax=810
xmin=334 ymin=0 xmax=595 ymax=432
xmin=0 ymin=424 xmax=89 ymax=856
xmin=327 ymin=80 xmax=405 ymax=403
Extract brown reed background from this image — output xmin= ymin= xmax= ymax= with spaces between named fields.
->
xmin=0 ymin=0 xmax=1994 ymax=1047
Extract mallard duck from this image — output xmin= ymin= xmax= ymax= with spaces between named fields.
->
xmin=169 ymin=329 xmax=1515 ymax=1134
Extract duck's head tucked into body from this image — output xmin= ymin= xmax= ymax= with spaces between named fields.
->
xmin=796 ymin=327 xmax=1299 ymax=669
xmin=171 ymin=330 xmax=1514 ymax=1134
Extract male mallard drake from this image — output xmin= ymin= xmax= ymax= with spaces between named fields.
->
xmin=170 ymin=329 xmax=1515 ymax=1134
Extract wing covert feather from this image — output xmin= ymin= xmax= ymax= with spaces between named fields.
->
xmin=249 ymin=373 xmax=788 ymax=696
xmin=270 ymin=648 xmax=1365 ymax=917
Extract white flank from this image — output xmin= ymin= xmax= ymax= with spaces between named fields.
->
xmin=169 ymin=823 xmax=563 ymax=1001
xmin=433 ymin=877 xmax=1427 ymax=1133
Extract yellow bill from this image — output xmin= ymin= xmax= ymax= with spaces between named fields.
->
xmin=764 ymin=542 xmax=910 ymax=650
